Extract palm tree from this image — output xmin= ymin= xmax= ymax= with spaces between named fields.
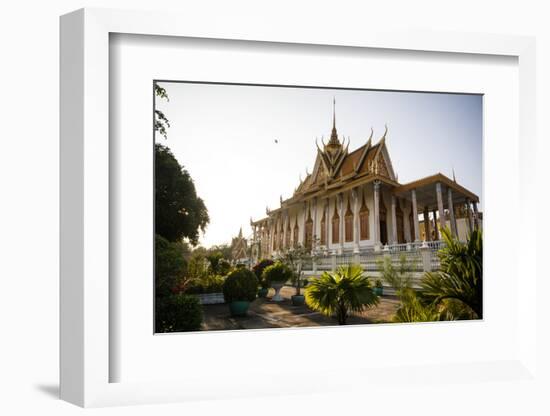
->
xmin=420 ymin=228 xmax=483 ymax=319
xmin=305 ymin=264 xmax=379 ymax=325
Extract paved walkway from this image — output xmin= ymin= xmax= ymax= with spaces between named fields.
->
xmin=202 ymin=286 xmax=400 ymax=331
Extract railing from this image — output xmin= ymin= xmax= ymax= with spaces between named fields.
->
xmin=300 ymin=241 xmax=445 ymax=274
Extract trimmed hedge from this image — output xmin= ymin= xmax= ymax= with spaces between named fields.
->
xmin=222 ymin=268 xmax=258 ymax=303
xmin=155 ymin=293 xmax=203 ymax=333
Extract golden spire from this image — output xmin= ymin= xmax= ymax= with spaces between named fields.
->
xmin=328 ymin=97 xmax=340 ymax=146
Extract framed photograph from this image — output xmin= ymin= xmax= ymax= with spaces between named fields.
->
xmin=60 ymin=8 xmax=537 ymax=408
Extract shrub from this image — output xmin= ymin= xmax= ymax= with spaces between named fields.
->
xmin=222 ymin=268 xmax=258 ymax=303
xmin=253 ymin=259 xmax=274 ymax=289
xmin=155 ymin=293 xmax=203 ymax=332
xmin=375 ymin=279 xmax=383 ymax=288
xmin=186 ymin=274 xmax=225 ymax=294
xmin=253 ymin=259 xmax=274 ymax=279
xmin=155 ymin=234 xmax=188 ymax=298
xmin=262 ymin=262 xmax=293 ymax=285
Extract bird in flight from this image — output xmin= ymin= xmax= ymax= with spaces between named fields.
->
xmin=274 ymin=139 xmax=278 ymax=144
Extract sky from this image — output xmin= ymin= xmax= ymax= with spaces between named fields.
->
xmin=155 ymin=82 xmax=482 ymax=248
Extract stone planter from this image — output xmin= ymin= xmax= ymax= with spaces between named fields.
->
xmin=229 ymin=301 xmax=250 ymax=316
xmin=196 ymin=292 xmax=225 ymax=305
xmin=271 ymin=282 xmax=285 ymax=302
xmin=373 ymin=286 xmax=384 ymax=296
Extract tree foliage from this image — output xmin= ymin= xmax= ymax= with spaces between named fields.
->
xmin=155 ymin=234 xmax=189 ymax=298
xmin=222 ymin=268 xmax=258 ymax=303
xmin=385 ymin=228 xmax=483 ymax=323
xmin=305 ymin=264 xmax=379 ymax=325
xmin=155 ymin=293 xmax=203 ymax=332
xmin=155 ymin=143 xmax=209 ymax=244
xmin=154 ymin=82 xmax=170 ymax=139
xmin=262 ymin=261 xmax=293 ymax=285
xmin=420 ymin=228 xmax=483 ymax=318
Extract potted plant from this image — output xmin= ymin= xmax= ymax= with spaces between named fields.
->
xmin=222 ymin=268 xmax=258 ymax=316
xmin=262 ymin=262 xmax=292 ymax=302
xmin=257 ymin=277 xmax=270 ymax=298
xmin=290 ymin=264 xmax=306 ymax=306
xmin=253 ymin=259 xmax=274 ymax=298
xmin=373 ymin=279 xmax=384 ymax=296
xmin=278 ymin=243 xmax=316 ymax=306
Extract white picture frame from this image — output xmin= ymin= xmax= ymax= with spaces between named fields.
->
xmin=60 ymin=7 xmax=537 ymax=408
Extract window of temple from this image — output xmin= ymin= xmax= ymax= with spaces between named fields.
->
xmin=344 ymin=198 xmax=353 ymax=242
xmin=305 ymin=219 xmax=313 ymax=249
xmin=273 ymin=227 xmax=278 ymax=251
xmin=320 ymin=210 xmax=327 ymax=245
xmin=279 ymin=221 xmax=284 ymax=249
xmin=332 ymin=205 xmax=340 ymax=244
xmin=359 ymin=194 xmax=369 ymax=240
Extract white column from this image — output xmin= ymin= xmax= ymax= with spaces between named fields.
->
xmin=473 ymin=202 xmax=480 ymax=229
xmin=269 ymin=218 xmax=275 ymax=256
xmin=391 ymin=194 xmax=398 ymax=244
xmin=411 ymin=188 xmax=420 ymax=242
xmin=432 ymin=209 xmax=439 ymax=240
xmin=352 ymin=188 xmax=360 ymax=253
xmin=282 ymin=210 xmax=288 ymax=249
xmin=466 ymin=199 xmax=474 ymax=232
xmin=447 ymin=188 xmax=457 ymax=236
xmin=338 ymin=193 xmax=344 ymax=254
xmin=311 ymin=198 xmax=318 ymax=253
xmin=436 ymin=182 xmax=446 ymax=231
xmin=423 ymin=207 xmax=431 ymax=241
xmin=373 ymin=181 xmax=381 ymax=249
xmin=301 ymin=201 xmax=308 ymax=246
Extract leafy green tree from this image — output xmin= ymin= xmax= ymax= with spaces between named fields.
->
xmin=155 ymin=144 xmax=209 ymax=244
xmin=279 ymin=243 xmax=315 ymax=295
xmin=155 ymin=234 xmax=189 ymax=297
xmin=206 ymin=251 xmax=231 ymax=275
xmin=420 ymin=228 xmax=483 ymax=318
xmin=305 ymin=264 xmax=379 ymax=325
xmin=155 ymin=293 xmax=203 ymax=332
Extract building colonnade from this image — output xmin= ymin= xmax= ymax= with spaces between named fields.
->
xmin=251 ymin=179 xmax=480 ymax=259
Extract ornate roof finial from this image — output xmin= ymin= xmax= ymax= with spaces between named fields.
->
xmin=452 ymin=167 xmax=457 ymax=182
xmin=238 ymin=226 xmax=243 ymax=238
xmin=333 ymin=97 xmax=336 ymax=129
xmin=328 ymin=97 xmax=340 ymax=146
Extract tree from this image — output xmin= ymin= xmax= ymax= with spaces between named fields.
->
xmin=279 ymin=243 xmax=315 ymax=296
xmin=155 ymin=144 xmax=209 ymax=244
xmin=305 ymin=264 xmax=379 ymax=325
xmin=154 ymin=82 xmax=170 ymax=139
xmin=420 ymin=228 xmax=483 ymax=318
xmin=155 ymin=234 xmax=189 ymax=297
